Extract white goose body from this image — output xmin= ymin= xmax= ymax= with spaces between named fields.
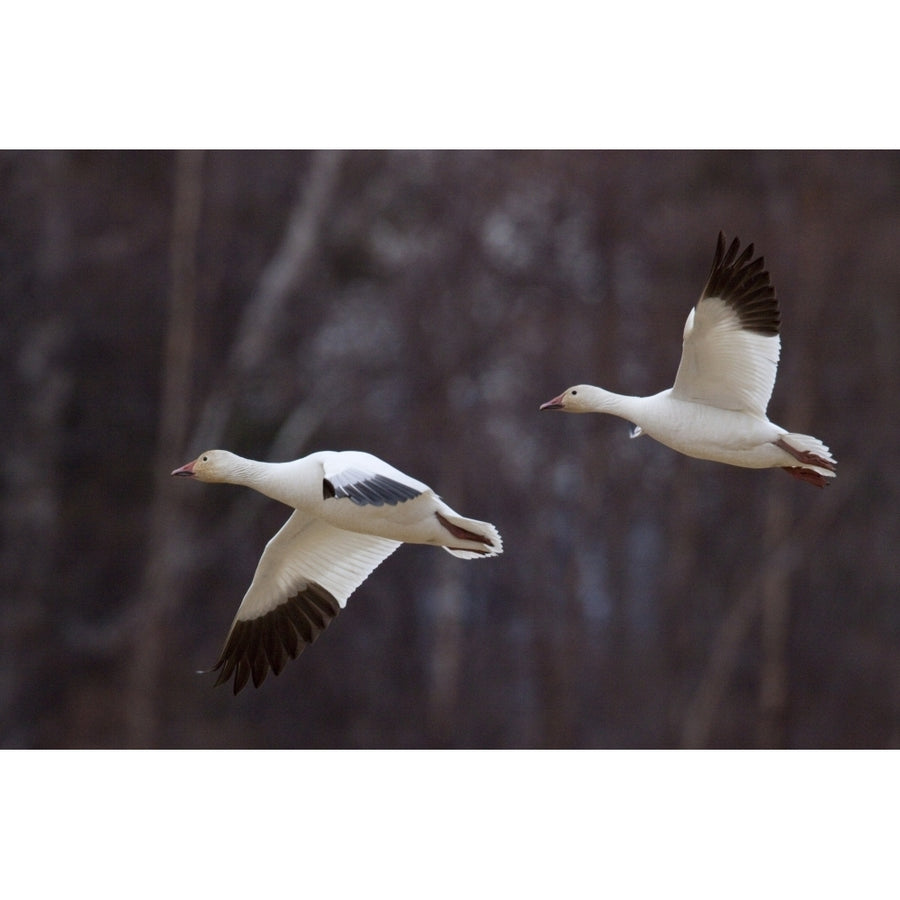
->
xmin=541 ymin=233 xmax=837 ymax=487
xmin=172 ymin=449 xmax=502 ymax=693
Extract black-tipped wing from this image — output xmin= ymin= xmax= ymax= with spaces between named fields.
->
xmin=210 ymin=510 xmax=401 ymax=693
xmin=212 ymin=583 xmax=340 ymax=694
xmin=324 ymin=468 xmax=423 ymax=506
xmin=672 ymin=233 xmax=782 ymax=417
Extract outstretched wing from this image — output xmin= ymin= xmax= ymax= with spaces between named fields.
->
xmin=671 ymin=232 xmax=781 ymax=418
xmin=211 ymin=510 xmax=401 ymax=693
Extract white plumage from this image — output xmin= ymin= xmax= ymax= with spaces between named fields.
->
xmin=172 ymin=449 xmax=502 ymax=693
xmin=541 ymin=233 xmax=837 ymax=486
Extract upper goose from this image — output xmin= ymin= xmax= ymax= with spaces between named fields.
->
xmin=172 ymin=449 xmax=502 ymax=693
xmin=540 ymin=232 xmax=836 ymax=487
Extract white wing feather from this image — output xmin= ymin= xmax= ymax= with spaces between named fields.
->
xmin=231 ymin=510 xmax=401 ymax=625
xmin=671 ymin=297 xmax=781 ymax=418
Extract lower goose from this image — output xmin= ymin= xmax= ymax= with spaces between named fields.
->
xmin=541 ymin=233 xmax=837 ymax=487
xmin=172 ymin=449 xmax=502 ymax=693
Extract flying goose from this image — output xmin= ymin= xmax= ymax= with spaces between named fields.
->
xmin=172 ymin=449 xmax=502 ymax=693
xmin=540 ymin=232 xmax=836 ymax=487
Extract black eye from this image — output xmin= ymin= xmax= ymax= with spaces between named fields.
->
xmin=202 ymin=455 xmax=208 ymax=461
xmin=571 ymin=390 xmax=578 ymax=396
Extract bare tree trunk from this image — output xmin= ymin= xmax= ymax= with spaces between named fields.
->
xmin=124 ymin=150 xmax=204 ymax=747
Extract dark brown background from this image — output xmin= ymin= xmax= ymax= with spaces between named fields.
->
xmin=2 ymin=149 xmax=896 ymax=748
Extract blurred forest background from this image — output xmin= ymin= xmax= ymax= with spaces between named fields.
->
xmin=1 ymin=149 xmax=897 ymax=749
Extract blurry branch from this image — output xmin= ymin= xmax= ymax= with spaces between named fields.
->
xmin=200 ymin=150 xmax=345 ymax=536
xmin=231 ymin=151 xmax=344 ymax=374
xmin=190 ymin=149 xmax=345 ymax=453
xmin=125 ymin=149 xmax=206 ymax=746
xmin=679 ymin=562 xmax=769 ymax=749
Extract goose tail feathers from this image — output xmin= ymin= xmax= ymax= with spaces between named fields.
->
xmin=435 ymin=512 xmax=504 ymax=559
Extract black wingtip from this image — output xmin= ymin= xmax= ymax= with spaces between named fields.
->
xmin=701 ymin=232 xmax=779 ymax=336
xmin=209 ymin=584 xmax=342 ymax=695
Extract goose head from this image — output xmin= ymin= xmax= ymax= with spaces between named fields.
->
xmin=171 ymin=449 xmax=237 ymax=482
xmin=540 ymin=385 xmax=595 ymax=413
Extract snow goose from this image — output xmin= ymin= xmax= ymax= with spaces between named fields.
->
xmin=540 ymin=233 xmax=836 ymax=486
xmin=172 ymin=449 xmax=502 ymax=693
